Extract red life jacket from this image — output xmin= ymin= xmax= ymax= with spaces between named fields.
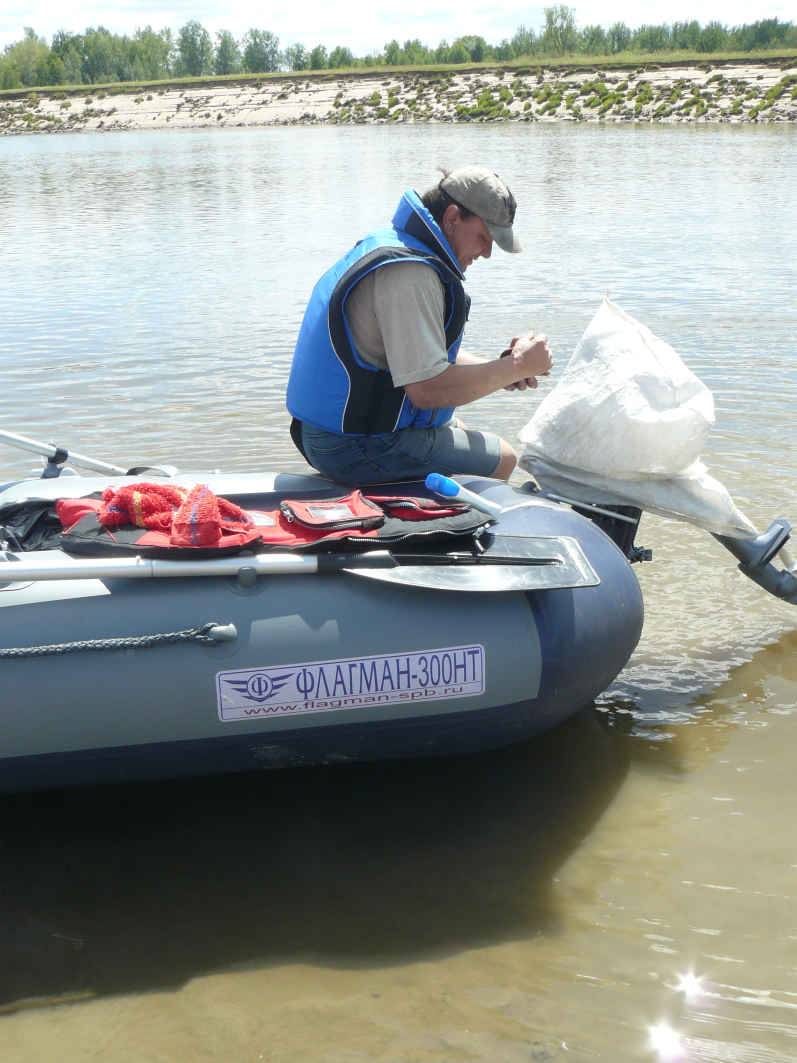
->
xmin=56 ymin=483 xmax=492 ymax=558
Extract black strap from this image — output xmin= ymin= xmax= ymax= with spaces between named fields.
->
xmin=290 ymin=417 xmax=308 ymax=461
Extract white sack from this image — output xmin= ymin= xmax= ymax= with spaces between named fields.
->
xmin=519 ymin=298 xmax=715 ymax=480
xmin=518 ymin=298 xmax=760 ymax=540
xmin=520 ymin=454 xmax=758 ymax=539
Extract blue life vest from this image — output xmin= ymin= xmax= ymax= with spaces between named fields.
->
xmin=286 ymin=190 xmax=469 ymax=437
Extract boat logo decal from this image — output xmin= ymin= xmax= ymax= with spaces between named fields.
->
xmin=216 ymin=644 xmax=485 ymax=722
xmin=222 ymin=672 xmax=294 ymax=703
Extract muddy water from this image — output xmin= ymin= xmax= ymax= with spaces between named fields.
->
xmin=0 ymin=123 xmax=795 ymax=1060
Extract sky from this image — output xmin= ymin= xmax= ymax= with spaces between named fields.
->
xmin=1 ymin=1 xmax=794 ymax=55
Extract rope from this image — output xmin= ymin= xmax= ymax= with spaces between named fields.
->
xmin=0 ymin=621 xmax=226 ymax=659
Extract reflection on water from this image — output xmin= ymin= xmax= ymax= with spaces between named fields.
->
xmin=0 ymin=710 xmax=627 ymax=1010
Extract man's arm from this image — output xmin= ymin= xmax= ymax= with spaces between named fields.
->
xmin=372 ymin=264 xmax=552 ymax=407
xmin=452 ymin=349 xmax=486 ymax=365
xmin=404 ymin=334 xmax=552 ymax=410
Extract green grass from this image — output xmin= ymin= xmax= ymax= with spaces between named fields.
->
xmin=763 ymin=73 xmax=797 ymax=105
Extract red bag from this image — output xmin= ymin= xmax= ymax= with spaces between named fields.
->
xmin=279 ymin=491 xmax=384 ymax=530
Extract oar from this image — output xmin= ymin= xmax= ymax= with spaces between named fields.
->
xmin=0 ymin=428 xmax=126 ymax=476
xmin=0 ymin=537 xmax=596 ymax=593
xmin=0 ymin=549 xmax=398 ymax=585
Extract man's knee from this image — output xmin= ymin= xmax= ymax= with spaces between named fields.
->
xmin=492 ymin=439 xmax=518 ymax=481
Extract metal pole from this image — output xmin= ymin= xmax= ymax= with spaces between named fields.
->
xmin=0 ymin=428 xmax=127 ymax=475
xmin=0 ymin=550 xmax=397 ymax=584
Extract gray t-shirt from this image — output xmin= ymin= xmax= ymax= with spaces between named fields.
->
xmin=344 ymin=262 xmax=451 ymax=387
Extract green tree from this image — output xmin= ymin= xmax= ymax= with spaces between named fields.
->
xmin=607 ymin=21 xmax=632 ymax=53
xmin=457 ymin=35 xmax=489 ymax=61
xmin=328 ymin=45 xmax=354 ymax=68
xmin=50 ymin=30 xmax=84 ymax=83
xmin=511 ymin=25 xmax=536 ymax=57
xmin=542 ymin=5 xmax=577 ymax=54
xmin=579 ymin=25 xmax=607 ymax=54
xmin=80 ymin=27 xmax=125 ymax=82
xmin=308 ymin=44 xmax=328 ymax=69
xmin=284 ymin=43 xmax=308 ymax=70
xmin=383 ymin=39 xmax=402 ymax=65
xmin=242 ymin=28 xmax=280 ymax=72
xmin=698 ymin=21 xmax=728 ymax=52
xmin=632 ymin=24 xmax=671 ymax=53
xmin=670 ymin=20 xmax=701 ymax=50
xmin=215 ymin=30 xmax=241 ymax=74
xmin=746 ymin=17 xmax=791 ymax=48
xmin=403 ymin=38 xmax=431 ymax=64
xmin=2 ymin=27 xmax=51 ymax=86
xmin=446 ymin=41 xmax=470 ymax=64
xmin=0 ymin=56 xmax=20 ymax=89
xmin=177 ymin=20 xmax=213 ymax=77
xmin=133 ymin=26 xmax=174 ymax=80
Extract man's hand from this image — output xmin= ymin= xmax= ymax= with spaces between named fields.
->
xmin=501 ymin=333 xmax=553 ymax=390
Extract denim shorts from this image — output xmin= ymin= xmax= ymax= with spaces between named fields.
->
xmin=299 ymin=422 xmax=502 ymax=485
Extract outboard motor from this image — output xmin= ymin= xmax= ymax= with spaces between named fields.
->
xmin=715 ymin=521 xmax=797 ymax=606
xmin=569 ymin=502 xmax=652 ymax=564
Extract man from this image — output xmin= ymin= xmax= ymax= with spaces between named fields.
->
xmin=286 ymin=165 xmax=552 ymax=484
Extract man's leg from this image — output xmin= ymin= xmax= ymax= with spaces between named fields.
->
xmin=491 ymin=438 xmax=519 ymax=481
xmin=300 ymin=423 xmax=509 ymax=484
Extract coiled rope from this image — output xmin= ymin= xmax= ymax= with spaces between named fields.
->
xmin=0 ymin=621 xmax=232 ymax=658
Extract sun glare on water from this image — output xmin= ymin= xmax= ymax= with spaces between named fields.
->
xmin=676 ymin=971 xmax=704 ymax=1001
xmin=647 ymin=971 xmax=707 ymax=1058
xmin=648 ymin=1021 xmax=684 ymax=1059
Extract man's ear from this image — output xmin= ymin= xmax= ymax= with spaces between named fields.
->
xmin=441 ymin=203 xmax=459 ymax=234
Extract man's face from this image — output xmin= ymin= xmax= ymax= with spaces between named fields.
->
xmin=446 ymin=208 xmax=494 ymax=271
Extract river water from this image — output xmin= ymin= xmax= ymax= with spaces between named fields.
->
xmin=0 ymin=123 xmax=796 ymax=1061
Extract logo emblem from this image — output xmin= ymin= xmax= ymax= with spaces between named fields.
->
xmin=224 ymin=671 xmax=293 ymax=703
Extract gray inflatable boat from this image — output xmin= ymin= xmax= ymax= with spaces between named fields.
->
xmin=0 ymin=431 xmax=650 ymax=792
xmin=3 ymin=429 xmax=793 ymax=793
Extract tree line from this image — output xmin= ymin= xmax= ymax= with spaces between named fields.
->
xmin=2 ymin=7 xmax=795 ymax=91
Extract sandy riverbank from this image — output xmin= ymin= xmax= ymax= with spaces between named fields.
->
xmin=2 ymin=58 xmax=796 ymax=135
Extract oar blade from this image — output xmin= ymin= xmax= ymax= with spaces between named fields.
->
xmin=345 ymin=535 xmax=600 ymax=593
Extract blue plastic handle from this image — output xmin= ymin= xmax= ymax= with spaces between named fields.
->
xmin=426 ymin=472 xmax=505 ymax=516
xmin=425 ymin=473 xmax=460 ymax=498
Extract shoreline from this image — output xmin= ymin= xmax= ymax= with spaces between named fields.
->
xmin=2 ymin=58 xmax=796 ymax=135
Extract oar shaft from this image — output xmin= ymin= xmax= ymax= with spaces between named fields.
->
xmin=0 ymin=550 xmax=397 ymax=584
xmin=0 ymin=429 xmax=126 ymax=476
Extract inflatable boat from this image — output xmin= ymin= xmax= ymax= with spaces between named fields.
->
xmin=4 ymin=427 xmax=795 ymax=793
xmin=0 ymin=430 xmax=650 ymax=792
